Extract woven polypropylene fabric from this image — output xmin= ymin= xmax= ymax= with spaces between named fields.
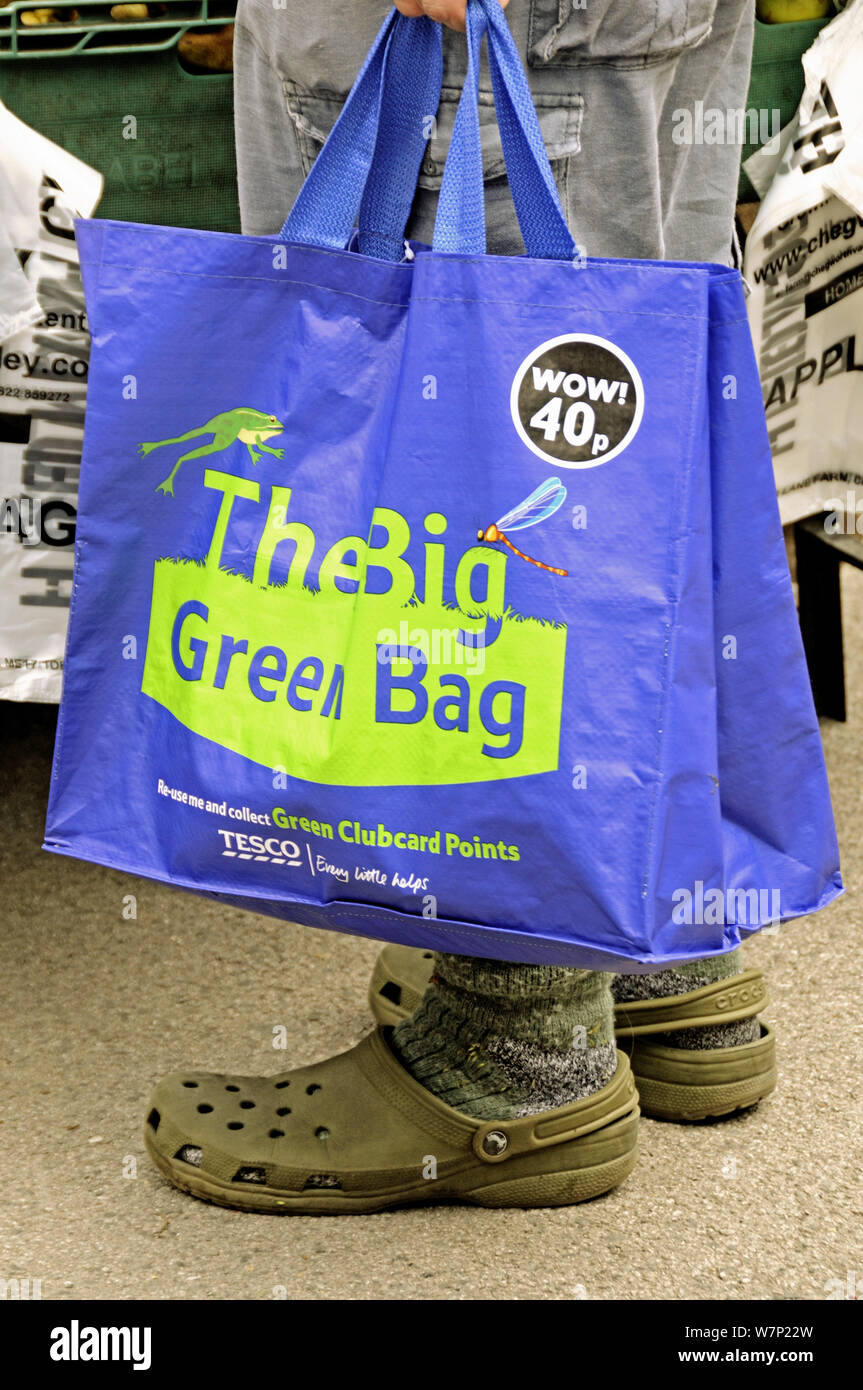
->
xmin=357 ymin=18 xmax=443 ymax=261
xmin=433 ymin=0 xmax=574 ymax=260
xmin=279 ymin=10 xmax=396 ymax=249
xmin=280 ymin=0 xmax=576 ymax=263
xmin=281 ymin=11 xmax=443 ymax=258
xmin=483 ymin=0 xmax=574 ymax=260
xmin=432 ymin=2 xmax=487 ymax=256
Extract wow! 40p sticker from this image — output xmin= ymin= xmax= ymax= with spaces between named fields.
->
xmin=510 ymin=334 xmax=644 ymax=469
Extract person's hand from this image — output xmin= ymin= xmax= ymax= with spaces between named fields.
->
xmin=394 ymin=1 xmax=510 ymax=34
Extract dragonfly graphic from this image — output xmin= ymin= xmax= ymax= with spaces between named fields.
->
xmin=477 ymin=477 xmax=569 ymax=576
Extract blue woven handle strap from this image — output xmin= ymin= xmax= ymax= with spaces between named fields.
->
xmin=430 ymin=1 xmax=486 ymax=255
xmin=358 ymin=17 xmax=443 ymax=260
xmin=279 ymin=12 xmax=442 ymax=255
xmin=434 ymin=0 xmax=575 ymax=260
xmin=280 ymin=2 xmax=574 ymax=262
xmin=483 ymin=0 xmax=575 ymax=260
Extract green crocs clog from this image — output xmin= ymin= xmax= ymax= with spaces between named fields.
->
xmin=145 ymin=1028 xmax=639 ymax=1213
xmin=615 ymin=971 xmax=777 ymax=1121
xmin=616 ymin=1023 xmax=776 ymax=1122
xmin=369 ymin=944 xmax=436 ymax=1026
xmin=368 ymin=945 xmax=776 ymax=1124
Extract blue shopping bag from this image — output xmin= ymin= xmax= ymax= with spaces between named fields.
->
xmin=44 ymin=0 xmax=841 ymax=970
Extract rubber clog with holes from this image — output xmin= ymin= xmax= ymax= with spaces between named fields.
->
xmin=368 ymin=944 xmax=776 ymax=1124
xmin=144 ymin=1027 xmax=639 ymax=1213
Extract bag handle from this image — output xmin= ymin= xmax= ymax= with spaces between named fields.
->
xmin=278 ymin=12 xmax=442 ymax=257
xmin=279 ymin=2 xmax=575 ymax=263
xmin=433 ymin=0 xmax=576 ymax=260
xmin=357 ymin=17 xmax=444 ymax=261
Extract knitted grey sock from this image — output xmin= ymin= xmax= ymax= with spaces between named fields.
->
xmin=612 ymin=948 xmax=760 ymax=1049
xmin=392 ymin=954 xmax=617 ymax=1121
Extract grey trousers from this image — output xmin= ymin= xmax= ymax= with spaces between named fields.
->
xmin=234 ymin=0 xmax=754 ymax=262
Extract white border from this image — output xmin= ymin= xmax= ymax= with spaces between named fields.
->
xmin=509 ymin=332 xmax=645 ymax=470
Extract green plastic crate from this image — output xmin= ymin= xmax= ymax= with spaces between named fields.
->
xmin=0 ymin=1 xmax=240 ymax=232
xmin=738 ymin=14 xmax=833 ymax=202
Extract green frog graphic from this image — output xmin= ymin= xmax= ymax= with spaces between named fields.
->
xmin=139 ymin=408 xmax=285 ymax=495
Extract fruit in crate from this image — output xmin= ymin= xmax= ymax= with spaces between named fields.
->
xmin=109 ymin=4 xmax=168 ymax=19
xmin=20 ymin=7 xmax=79 ymax=23
xmin=178 ymin=22 xmax=235 ymax=72
xmin=756 ymin=0 xmax=833 ymax=21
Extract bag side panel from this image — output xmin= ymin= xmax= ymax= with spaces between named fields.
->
xmin=710 ymin=273 xmax=842 ymax=927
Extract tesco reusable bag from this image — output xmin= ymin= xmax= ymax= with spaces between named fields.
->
xmin=44 ymin=2 xmax=841 ymax=971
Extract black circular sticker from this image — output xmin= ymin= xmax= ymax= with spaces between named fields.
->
xmin=510 ymin=333 xmax=644 ymax=469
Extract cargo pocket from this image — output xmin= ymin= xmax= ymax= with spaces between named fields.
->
xmin=282 ymin=85 xmax=347 ymax=178
xmin=417 ymin=85 xmax=583 ymax=189
xmin=423 ymin=89 xmax=584 ymax=253
xmin=282 ymin=80 xmax=583 ymax=199
xmin=528 ymin=0 xmax=720 ymax=70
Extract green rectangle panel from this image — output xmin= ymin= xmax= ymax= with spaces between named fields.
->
xmin=1 ymin=15 xmax=239 ymax=232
